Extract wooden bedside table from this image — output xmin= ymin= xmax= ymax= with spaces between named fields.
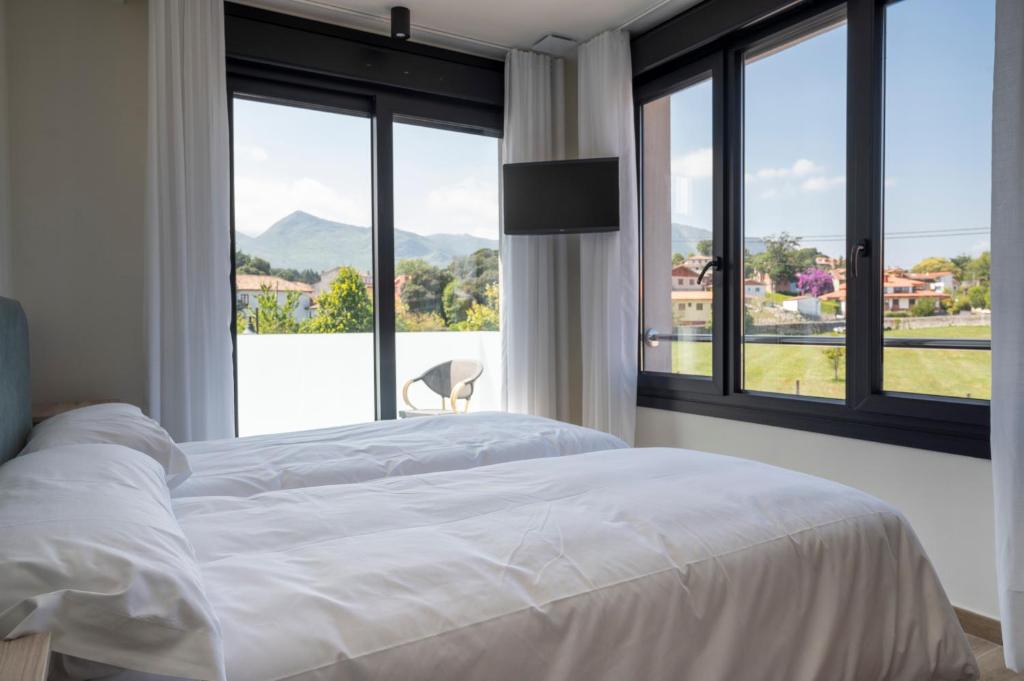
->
xmin=0 ymin=633 xmax=50 ymax=681
xmin=31 ymin=399 xmax=119 ymax=425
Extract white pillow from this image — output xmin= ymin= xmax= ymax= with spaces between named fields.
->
xmin=0 ymin=444 xmax=225 ymax=681
xmin=20 ymin=403 xmax=191 ymax=488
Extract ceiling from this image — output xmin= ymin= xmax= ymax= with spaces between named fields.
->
xmin=235 ymin=0 xmax=704 ymax=59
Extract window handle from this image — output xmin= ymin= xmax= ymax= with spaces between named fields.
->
xmin=850 ymin=239 xmax=870 ymax=278
xmin=643 ymin=328 xmax=660 ymax=348
xmin=697 ymin=256 xmax=723 ymax=286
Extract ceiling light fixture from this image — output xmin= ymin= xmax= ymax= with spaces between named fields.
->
xmin=391 ymin=6 xmax=410 ymax=40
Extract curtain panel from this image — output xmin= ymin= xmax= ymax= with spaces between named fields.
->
xmin=145 ymin=0 xmax=235 ymax=441
xmin=577 ymin=31 xmax=640 ymax=445
xmin=993 ymin=0 xmax=1024 ymax=668
xmin=500 ymin=50 xmax=579 ymax=424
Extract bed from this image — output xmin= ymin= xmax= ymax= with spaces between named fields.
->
xmin=0 ymin=296 xmax=979 ymax=681
xmin=173 ymin=412 xmax=627 ymax=498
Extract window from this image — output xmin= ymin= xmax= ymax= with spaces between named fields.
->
xmin=226 ymin=5 xmax=503 ymax=436
xmin=634 ymin=0 xmax=993 ymax=457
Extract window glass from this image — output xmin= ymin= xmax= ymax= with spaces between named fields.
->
xmin=881 ymin=0 xmax=994 ymax=400
xmin=742 ymin=18 xmax=847 ymax=399
xmin=641 ymin=75 xmax=715 ymax=377
xmin=393 ymin=122 xmax=501 ymax=414
xmin=232 ymin=97 xmax=374 ymax=435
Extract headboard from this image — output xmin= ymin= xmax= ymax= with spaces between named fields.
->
xmin=0 ymin=297 xmax=31 ymax=465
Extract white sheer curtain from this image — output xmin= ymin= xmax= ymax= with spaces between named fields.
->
xmin=577 ymin=31 xmax=639 ymax=444
xmin=500 ymin=50 xmax=578 ymax=423
xmin=993 ymin=0 xmax=1024 ymax=668
xmin=145 ymin=0 xmax=234 ymax=442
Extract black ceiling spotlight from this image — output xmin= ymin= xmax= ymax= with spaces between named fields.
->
xmin=391 ymin=6 xmax=410 ymax=41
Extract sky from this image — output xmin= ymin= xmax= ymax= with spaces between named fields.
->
xmin=232 ymin=99 xmax=500 ymax=240
xmin=669 ymin=0 xmax=995 ymax=268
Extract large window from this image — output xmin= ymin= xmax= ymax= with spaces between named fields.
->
xmin=226 ymin=5 xmax=503 ymax=436
xmin=635 ymin=0 xmax=993 ymax=457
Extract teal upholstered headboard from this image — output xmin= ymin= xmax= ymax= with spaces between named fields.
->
xmin=0 ymin=297 xmax=30 ymax=465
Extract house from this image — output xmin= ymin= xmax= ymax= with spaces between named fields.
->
xmin=671 ymin=290 xmax=713 ymax=326
xmin=815 ymin=255 xmax=840 ymax=269
xmin=236 ymin=274 xmax=315 ymax=322
xmin=906 ymin=271 xmax=958 ymax=293
xmin=820 ymin=274 xmax=951 ymax=315
xmin=316 ymin=268 xmax=374 ymax=298
xmin=682 ymin=254 xmax=712 ymax=273
xmin=781 ymin=296 xmax=822 ymax=318
xmin=744 ymin=279 xmax=766 ymax=298
xmin=671 ymin=264 xmax=704 ymax=291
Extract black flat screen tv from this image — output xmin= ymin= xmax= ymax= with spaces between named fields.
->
xmin=503 ymin=157 xmax=619 ymax=235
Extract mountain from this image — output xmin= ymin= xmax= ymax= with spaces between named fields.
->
xmin=236 ymin=211 xmax=499 ymax=272
xmin=672 ymin=223 xmax=766 ymax=256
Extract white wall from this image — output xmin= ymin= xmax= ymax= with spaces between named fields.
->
xmin=7 ymin=0 xmax=148 ymax=407
xmin=636 ymin=407 xmax=997 ymax=618
xmin=0 ymin=0 xmax=11 ymax=298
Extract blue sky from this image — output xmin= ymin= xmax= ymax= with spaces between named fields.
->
xmin=233 ymin=100 xmax=499 ymax=240
xmin=669 ymin=0 xmax=994 ymax=268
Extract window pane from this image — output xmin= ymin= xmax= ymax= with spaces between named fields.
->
xmin=393 ymin=122 xmax=501 ymax=416
xmin=742 ymin=17 xmax=847 ymax=399
xmin=232 ymin=97 xmax=374 ymax=435
xmin=882 ymin=0 xmax=994 ymax=400
xmin=641 ymin=75 xmax=714 ymax=376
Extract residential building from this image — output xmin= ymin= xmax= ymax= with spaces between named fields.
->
xmin=671 ymin=290 xmax=713 ymax=326
xmin=671 ymin=264 xmax=704 ymax=291
xmin=236 ymin=274 xmax=315 ymax=322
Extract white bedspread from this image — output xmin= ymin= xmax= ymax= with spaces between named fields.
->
xmin=172 ymin=412 xmax=625 ymax=498
xmin=173 ymin=448 xmax=977 ymax=681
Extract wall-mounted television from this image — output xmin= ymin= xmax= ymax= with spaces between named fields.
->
xmin=502 ymin=157 xmax=619 ymax=235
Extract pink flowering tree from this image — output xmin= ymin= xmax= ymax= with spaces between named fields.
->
xmin=796 ymin=268 xmax=834 ymax=297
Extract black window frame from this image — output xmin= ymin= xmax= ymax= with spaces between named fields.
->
xmin=225 ymin=3 xmax=503 ymax=433
xmin=632 ymin=0 xmax=991 ymax=459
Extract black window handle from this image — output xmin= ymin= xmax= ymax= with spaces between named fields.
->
xmin=850 ymin=239 xmax=870 ymax=278
xmin=697 ymin=256 xmax=723 ymax=286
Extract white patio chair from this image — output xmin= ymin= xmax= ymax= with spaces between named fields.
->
xmin=399 ymin=359 xmax=484 ymax=418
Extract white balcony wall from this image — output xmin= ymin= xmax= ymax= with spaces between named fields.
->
xmin=237 ymin=331 xmax=501 ymax=436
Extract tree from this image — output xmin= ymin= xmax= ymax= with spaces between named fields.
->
xmin=910 ymin=298 xmax=937 ymax=317
xmin=672 ymin=253 xmax=686 ymax=267
xmin=300 ymin=266 xmax=372 ymax=333
xmin=236 ymin=252 xmax=271 ymax=275
xmin=254 ymin=285 xmax=300 ymax=334
xmin=967 ymin=284 xmax=988 ymax=310
xmin=965 ymin=251 xmax=990 ymax=285
xmin=910 ymin=256 xmax=958 ymax=275
xmin=796 ymin=268 xmax=834 ymax=298
xmin=793 ymin=247 xmax=822 ymax=273
xmin=822 ymin=347 xmax=844 ymax=382
xmin=397 ymin=259 xmax=451 ymax=317
xmin=444 ymin=248 xmax=498 ymax=324
xmin=451 ymin=283 xmax=499 ymax=331
xmin=696 ymin=240 xmax=713 ymax=256
xmin=757 ymin=232 xmax=802 ymax=289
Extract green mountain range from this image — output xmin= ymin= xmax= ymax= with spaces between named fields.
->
xmin=236 ymin=211 xmax=499 ymax=272
xmin=672 ymin=223 xmax=766 ymax=256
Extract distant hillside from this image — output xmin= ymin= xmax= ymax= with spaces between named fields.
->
xmin=673 ymin=223 xmax=766 ymax=256
xmin=236 ymin=211 xmax=498 ymax=272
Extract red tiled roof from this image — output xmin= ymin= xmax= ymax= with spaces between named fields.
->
xmin=672 ymin=265 xmax=700 ymax=278
xmin=236 ymin=274 xmax=314 ymax=294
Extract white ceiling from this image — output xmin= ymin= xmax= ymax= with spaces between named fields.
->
xmin=236 ymin=0 xmax=704 ymax=59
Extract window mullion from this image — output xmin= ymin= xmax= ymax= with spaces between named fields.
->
xmin=845 ymin=0 xmax=885 ymax=409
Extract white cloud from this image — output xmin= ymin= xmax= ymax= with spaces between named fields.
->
xmin=671 ymin=147 xmax=713 ymax=179
xmin=753 ymin=158 xmax=823 ymax=180
xmin=237 ymin=144 xmax=269 ymax=162
xmin=800 ymin=175 xmax=845 ymax=192
xmin=234 ymin=175 xmax=371 ymax=236
xmin=410 ymin=176 xmax=498 ymax=238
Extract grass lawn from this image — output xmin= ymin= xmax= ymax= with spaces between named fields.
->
xmin=670 ymin=324 xmax=990 ymax=400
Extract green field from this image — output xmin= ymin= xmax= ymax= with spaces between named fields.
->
xmin=669 ymin=324 xmax=990 ymax=400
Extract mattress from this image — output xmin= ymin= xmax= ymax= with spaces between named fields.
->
xmin=172 ymin=447 xmax=977 ymax=681
xmin=172 ymin=412 xmax=626 ymax=498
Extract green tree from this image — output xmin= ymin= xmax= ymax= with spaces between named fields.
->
xmin=254 ymin=285 xmax=300 ymax=334
xmin=300 ymin=266 xmax=372 ymax=333
xmin=442 ymin=280 xmax=474 ymax=325
xmin=911 ymin=256 xmax=958 ymax=275
xmin=822 ymin=347 xmax=844 ymax=382
xmin=910 ymin=298 xmax=936 ymax=317
xmin=793 ymin=247 xmax=822 ymax=273
xmin=757 ymin=232 xmax=802 ymax=289
xmin=672 ymin=253 xmax=686 ymax=267
xmin=965 ymin=251 xmax=991 ymax=285
xmin=444 ymin=248 xmax=498 ymax=324
xmin=397 ymin=259 xmax=451 ymax=317
xmin=237 ymin=251 xmax=272 ymax=275
xmin=967 ymin=284 xmax=988 ymax=310
xmin=696 ymin=239 xmax=713 ymax=256
xmin=451 ymin=283 xmax=500 ymax=331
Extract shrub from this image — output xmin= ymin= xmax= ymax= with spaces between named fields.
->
xmin=910 ymin=299 xmax=936 ymax=317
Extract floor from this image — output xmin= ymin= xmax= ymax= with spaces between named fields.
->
xmin=969 ymin=633 xmax=1024 ymax=681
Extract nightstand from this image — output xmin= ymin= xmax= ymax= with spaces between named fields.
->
xmin=0 ymin=633 xmax=50 ymax=681
xmin=31 ymin=400 xmax=118 ymax=425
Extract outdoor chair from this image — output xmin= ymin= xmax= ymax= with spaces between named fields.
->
xmin=399 ymin=359 xmax=484 ymax=418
